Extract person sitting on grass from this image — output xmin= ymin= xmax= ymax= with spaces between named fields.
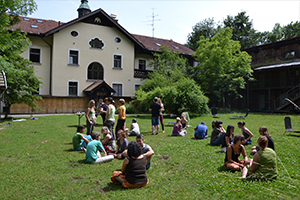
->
xmin=210 ymin=120 xmax=226 ymax=146
xmin=224 ymin=134 xmax=250 ymax=174
xmin=111 ymin=141 xmax=149 ymax=189
xmin=101 ymin=126 xmax=116 ymax=154
xmin=180 ymin=113 xmax=188 ymax=130
xmin=114 ymin=130 xmax=129 ymax=159
xmin=123 ymin=134 xmax=155 ymax=170
xmin=72 ymin=125 xmax=92 ymax=151
xmin=126 ymin=118 xmax=140 ymax=136
xmin=82 ymin=132 xmax=114 ymax=163
xmin=244 ymin=136 xmax=278 ymax=180
xmin=172 ymin=117 xmax=186 ymax=137
xmin=251 ymin=126 xmax=275 ymax=155
xmin=192 ymin=121 xmax=208 ymax=139
xmin=237 ymin=121 xmax=253 ymax=145
xmin=221 ymin=125 xmax=235 ymax=153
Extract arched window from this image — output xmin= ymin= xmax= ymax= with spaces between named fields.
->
xmin=87 ymin=62 xmax=103 ymax=80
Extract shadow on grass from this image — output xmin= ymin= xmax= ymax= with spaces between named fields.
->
xmin=217 ymin=166 xmax=228 ymax=172
xmin=64 ymin=148 xmax=76 ymax=152
xmin=286 ymin=134 xmax=300 ymax=137
xmin=67 ymin=125 xmax=79 ymax=128
xmin=100 ymin=182 xmax=124 ymax=192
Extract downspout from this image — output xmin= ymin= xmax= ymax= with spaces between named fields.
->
xmin=41 ymin=36 xmax=52 ymax=96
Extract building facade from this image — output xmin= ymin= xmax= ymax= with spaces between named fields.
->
xmin=9 ymin=1 xmax=194 ymax=114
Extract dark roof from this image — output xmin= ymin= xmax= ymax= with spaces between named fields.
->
xmin=132 ymin=34 xmax=194 ymax=55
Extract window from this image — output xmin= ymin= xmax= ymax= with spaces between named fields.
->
xmin=135 ymin=84 xmax=141 ymax=91
xmin=68 ymin=81 xmax=78 ymax=96
xmin=37 ymin=19 xmax=43 ymax=23
xmin=113 ymin=83 xmax=122 ymax=96
xmin=69 ymin=50 xmax=79 ymax=65
xmin=29 ymin=48 xmax=41 ymax=63
xmin=115 ymin=37 xmax=121 ymax=43
xmin=113 ymin=55 xmax=122 ymax=69
xmin=31 ymin=24 xmax=38 ymax=28
xmin=285 ymin=51 xmax=295 ymax=59
xmin=89 ymin=37 xmax=105 ymax=49
xmin=24 ymin=18 xmax=30 ymax=21
xmin=155 ymin=43 xmax=161 ymax=46
xmin=70 ymin=30 xmax=79 ymax=37
xmin=87 ymin=62 xmax=104 ymax=80
xmin=138 ymin=59 xmax=146 ymax=70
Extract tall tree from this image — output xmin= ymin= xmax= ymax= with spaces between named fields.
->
xmin=0 ymin=0 xmax=42 ymax=117
xmin=193 ymin=27 xmax=253 ymax=108
xmin=223 ymin=11 xmax=259 ymax=49
xmin=186 ymin=18 xmax=220 ymax=51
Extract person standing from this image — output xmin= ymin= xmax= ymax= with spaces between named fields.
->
xmin=86 ymin=100 xmax=96 ymax=135
xmin=98 ymin=98 xmax=108 ymax=124
xmin=104 ymin=97 xmax=116 ymax=140
xmin=115 ymin=99 xmax=126 ymax=133
xmin=158 ymin=98 xmax=165 ymax=133
xmin=149 ymin=97 xmax=162 ymax=135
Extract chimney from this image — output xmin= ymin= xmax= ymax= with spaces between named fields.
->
xmin=110 ymin=13 xmax=118 ymax=23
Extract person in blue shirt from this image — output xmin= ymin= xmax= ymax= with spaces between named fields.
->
xmin=192 ymin=121 xmax=208 ymax=139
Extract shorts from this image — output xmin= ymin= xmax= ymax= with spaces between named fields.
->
xmin=151 ymin=116 xmax=160 ymax=126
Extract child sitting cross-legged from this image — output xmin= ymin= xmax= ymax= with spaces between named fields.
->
xmin=83 ymin=132 xmax=114 ymax=163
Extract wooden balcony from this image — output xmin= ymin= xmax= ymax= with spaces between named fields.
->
xmin=134 ymin=69 xmax=153 ymax=78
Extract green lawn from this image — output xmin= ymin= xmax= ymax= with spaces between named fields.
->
xmin=0 ymin=113 xmax=300 ymax=199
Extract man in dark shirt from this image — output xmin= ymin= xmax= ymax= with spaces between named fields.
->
xmin=149 ymin=97 xmax=162 ymax=135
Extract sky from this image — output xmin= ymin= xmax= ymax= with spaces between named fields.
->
xmin=28 ymin=0 xmax=300 ymax=44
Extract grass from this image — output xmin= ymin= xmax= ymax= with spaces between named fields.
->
xmin=0 ymin=113 xmax=300 ymax=199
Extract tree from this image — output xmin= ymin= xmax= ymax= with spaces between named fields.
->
xmin=282 ymin=21 xmax=300 ymax=39
xmin=134 ymin=47 xmax=209 ymax=115
xmin=0 ymin=0 xmax=42 ymax=117
xmin=193 ymin=27 xmax=253 ymax=108
xmin=223 ymin=11 xmax=259 ymax=49
xmin=186 ymin=18 xmax=220 ymax=51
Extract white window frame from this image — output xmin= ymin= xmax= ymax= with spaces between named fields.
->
xmin=28 ymin=46 xmax=42 ymax=64
xmin=68 ymin=48 xmax=80 ymax=65
xmin=112 ymin=82 xmax=123 ymax=97
xmin=138 ymin=59 xmax=147 ymax=70
xmin=113 ymin=54 xmax=123 ymax=69
xmin=68 ymin=80 xmax=79 ymax=96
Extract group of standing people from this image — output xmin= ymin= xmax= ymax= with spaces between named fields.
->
xmin=209 ymin=120 xmax=277 ymax=180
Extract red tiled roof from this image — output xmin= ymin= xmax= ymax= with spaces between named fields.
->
xmin=132 ymin=34 xmax=194 ymax=55
xmin=8 ymin=15 xmax=194 ymax=56
xmin=9 ymin=16 xmax=62 ymax=35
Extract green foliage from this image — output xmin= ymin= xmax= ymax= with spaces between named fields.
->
xmin=186 ymin=18 xmax=220 ymax=51
xmin=124 ymin=102 xmax=138 ymax=114
xmin=149 ymin=46 xmax=190 ymax=76
xmin=194 ymin=27 xmax=253 ymax=107
xmin=223 ymin=11 xmax=259 ymax=49
xmin=134 ymin=71 xmax=209 ymax=115
xmin=0 ymin=0 xmax=42 ymax=117
xmin=134 ymin=47 xmax=209 ymax=115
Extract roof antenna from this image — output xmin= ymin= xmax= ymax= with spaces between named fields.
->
xmin=144 ymin=8 xmax=161 ymax=38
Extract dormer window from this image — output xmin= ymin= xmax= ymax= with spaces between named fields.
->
xmin=172 ymin=45 xmax=179 ymax=49
xmin=31 ymin=24 xmax=38 ymax=28
xmin=24 ymin=18 xmax=30 ymax=21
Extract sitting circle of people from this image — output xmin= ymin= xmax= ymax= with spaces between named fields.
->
xmin=74 ymin=99 xmax=278 ymax=187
